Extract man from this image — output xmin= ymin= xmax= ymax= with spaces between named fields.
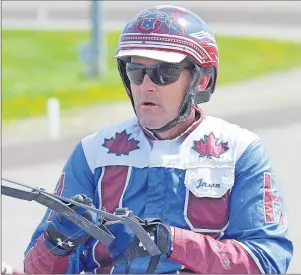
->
xmin=24 ymin=5 xmax=293 ymax=274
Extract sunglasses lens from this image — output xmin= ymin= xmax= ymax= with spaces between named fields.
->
xmin=126 ymin=63 xmax=145 ymax=85
xmin=152 ymin=65 xmax=182 ymax=85
xmin=126 ymin=63 xmax=188 ymax=86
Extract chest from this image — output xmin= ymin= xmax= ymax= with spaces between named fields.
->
xmin=97 ymin=165 xmax=233 ymax=236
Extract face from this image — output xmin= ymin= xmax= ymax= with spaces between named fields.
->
xmin=129 ymin=56 xmax=192 ymax=130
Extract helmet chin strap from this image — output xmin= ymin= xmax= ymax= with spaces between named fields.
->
xmin=146 ymin=65 xmax=202 ymax=133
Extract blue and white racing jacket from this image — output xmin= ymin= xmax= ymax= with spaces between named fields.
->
xmin=24 ymin=109 xmax=293 ymax=274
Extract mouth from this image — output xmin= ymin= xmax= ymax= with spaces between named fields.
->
xmin=140 ymin=101 xmax=158 ymax=107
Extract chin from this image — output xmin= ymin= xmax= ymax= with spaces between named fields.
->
xmin=138 ymin=118 xmax=165 ymax=130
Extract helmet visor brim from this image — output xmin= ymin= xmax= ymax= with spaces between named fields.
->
xmin=115 ymin=49 xmax=187 ymax=64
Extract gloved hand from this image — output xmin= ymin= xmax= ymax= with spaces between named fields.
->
xmin=106 ymin=214 xmax=173 ymax=273
xmin=44 ymin=194 xmax=98 ymax=256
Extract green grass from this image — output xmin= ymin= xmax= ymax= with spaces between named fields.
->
xmin=3 ymin=30 xmax=301 ymax=121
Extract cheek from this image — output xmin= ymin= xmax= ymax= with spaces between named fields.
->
xmin=180 ymin=73 xmax=192 ymax=92
xmin=130 ymin=85 xmax=139 ymax=101
xmin=161 ymin=88 xmax=184 ymax=111
xmin=168 ymin=83 xmax=187 ymax=104
xmin=176 ymin=74 xmax=191 ymax=102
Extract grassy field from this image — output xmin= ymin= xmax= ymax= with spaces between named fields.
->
xmin=3 ymin=30 xmax=301 ymax=121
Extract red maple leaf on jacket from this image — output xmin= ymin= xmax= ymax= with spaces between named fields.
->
xmin=102 ymin=130 xmax=140 ymax=156
xmin=192 ymin=132 xmax=229 ymax=158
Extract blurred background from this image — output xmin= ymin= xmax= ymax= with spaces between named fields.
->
xmin=2 ymin=1 xmax=301 ymax=272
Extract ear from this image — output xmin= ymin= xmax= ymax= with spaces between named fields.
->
xmin=196 ymin=72 xmax=211 ymax=93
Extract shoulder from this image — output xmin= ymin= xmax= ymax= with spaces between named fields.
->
xmin=81 ymin=117 xmax=140 ymax=147
xmin=79 ymin=117 xmax=149 ymax=171
xmin=202 ymin=116 xmax=259 ymax=142
xmin=199 ymin=116 xmax=270 ymax=176
xmin=181 ymin=115 xmax=262 ymax=199
xmin=195 ymin=116 xmax=260 ymax=161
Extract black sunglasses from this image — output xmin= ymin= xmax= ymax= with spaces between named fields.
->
xmin=125 ymin=62 xmax=194 ymax=86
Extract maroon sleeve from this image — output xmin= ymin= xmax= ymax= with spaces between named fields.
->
xmin=24 ymin=235 xmax=69 ymax=274
xmin=168 ymin=227 xmax=261 ymax=274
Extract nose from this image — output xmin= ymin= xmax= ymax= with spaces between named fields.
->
xmin=140 ymin=74 xmax=156 ymax=92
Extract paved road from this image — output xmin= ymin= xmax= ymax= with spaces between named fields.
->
xmin=2 ymin=122 xmax=300 ymax=272
xmin=3 ymin=1 xmax=301 ymax=41
xmin=3 ymin=1 xmax=301 ymax=26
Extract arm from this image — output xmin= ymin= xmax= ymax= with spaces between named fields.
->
xmin=24 ymin=142 xmax=96 ymax=274
xmin=168 ymin=140 xmax=293 ymax=274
